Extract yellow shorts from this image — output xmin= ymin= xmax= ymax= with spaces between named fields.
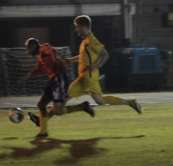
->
xmin=68 ymin=76 xmax=102 ymax=97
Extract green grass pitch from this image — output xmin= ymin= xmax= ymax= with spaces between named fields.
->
xmin=0 ymin=103 xmax=173 ymax=166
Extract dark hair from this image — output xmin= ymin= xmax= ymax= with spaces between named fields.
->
xmin=25 ymin=38 xmax=39 ymax=47
xmin=25 ymin=38 xmax=40 ymax=55
xmin=74 ymin=15 xmax=92 ymax=28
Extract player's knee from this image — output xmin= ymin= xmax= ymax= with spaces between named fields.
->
xmin=95 ymin=99 xmax=104 ymax=105
xmin=91 ymin=93 xmax=104 ymax=105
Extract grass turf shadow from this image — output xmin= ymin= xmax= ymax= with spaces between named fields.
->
xmin=0 ymin=135 xmax=145 ymax=165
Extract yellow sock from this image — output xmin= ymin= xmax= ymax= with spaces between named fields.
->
xmin=103 ymin=96 xmax=128 ymax=105
xmin=39 ymin=116 xmax=48 ymax=134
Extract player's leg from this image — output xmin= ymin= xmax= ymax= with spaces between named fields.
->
xmin=36 ymin=75 xmax=64 ymax=136
xmin=28 ymin=76 xmax=55 ymax=137
xmin=103 ymin=95 xmax=141 ymax=114
xmin=68 ymin=78 xmax=86 ymax=97
xmin=66 ymin=77 xmax=95 ymax=117
xmin=28 ymin=76 xmax=95 ymax=128
xmin=69 ymin=76 xmax=142 ymax=114
xmin=28 ymin=100 xmax=62 ymax=127
xmin=87 ymin=78 xmax=142 ymax=114
xmin=91 ymin=92 xmax=128 ymax=105
xmin=91 ymin=92 xmax=142 ymax=114
xmin=47 ymin=102 xmax=65 ymax=118
xmin=59 ymin=73 xmax=95 ymax=117
xmin=47 ymin=101 xmax=95 ymax=118
xmin=45 ymin=73 xmax=94 ymax=118
xmin=36 ymin=95 xmax=50 ymax=137
xmin=65 ymin=101 xmax=95 ymax=117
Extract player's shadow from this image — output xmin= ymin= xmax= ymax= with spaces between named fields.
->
xmin=0 ymin=135 xmax=145 ymax=165
xmin=1 ymin=137 xmax=18 ymax=140
xmin=54 ymin=135 xmax=145 ymax=165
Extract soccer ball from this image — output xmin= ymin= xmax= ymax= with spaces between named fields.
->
xmin=9 ymin=107 xmax=24 ymax=124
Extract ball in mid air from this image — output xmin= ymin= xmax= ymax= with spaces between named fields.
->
xmin=9 ymin=107 xmax=24 ymax=124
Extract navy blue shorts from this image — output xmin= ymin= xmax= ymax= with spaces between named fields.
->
xmin=42 ymin=72 xmax=69 ymax=103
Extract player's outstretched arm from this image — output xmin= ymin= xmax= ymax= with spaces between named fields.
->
xmin=95 ymin=48 xmax=109 ymax=68
xmin=99 ymin=48 xmax=109 ymax=67
xmin=65 ymin=55 xmax=79 ymax=64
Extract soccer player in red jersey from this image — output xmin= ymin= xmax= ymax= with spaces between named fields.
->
xmin=25 ymin=38 xmax=95 ymax=137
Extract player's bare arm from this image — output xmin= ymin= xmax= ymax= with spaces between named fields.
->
xmin=96 ymin=48 xmax=109 ymax=68
xmin=65 ymin=55 xmax=79 ymax=64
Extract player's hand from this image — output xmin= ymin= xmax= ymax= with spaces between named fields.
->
xmin=64 ymin=56 xmax=79 ymax=64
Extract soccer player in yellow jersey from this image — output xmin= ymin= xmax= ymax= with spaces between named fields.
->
xmin=67 ymin=15 xmax=142 ymax=114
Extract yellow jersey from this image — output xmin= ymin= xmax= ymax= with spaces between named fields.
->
xmin=78 ymin=33 xmax=104 ymax=79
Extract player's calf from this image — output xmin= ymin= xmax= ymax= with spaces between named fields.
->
xmin=52 ymin=102 xmax=66 ymax=116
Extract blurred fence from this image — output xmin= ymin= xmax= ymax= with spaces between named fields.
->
xmin=0 ymin=47 xmax=74 ymax=96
